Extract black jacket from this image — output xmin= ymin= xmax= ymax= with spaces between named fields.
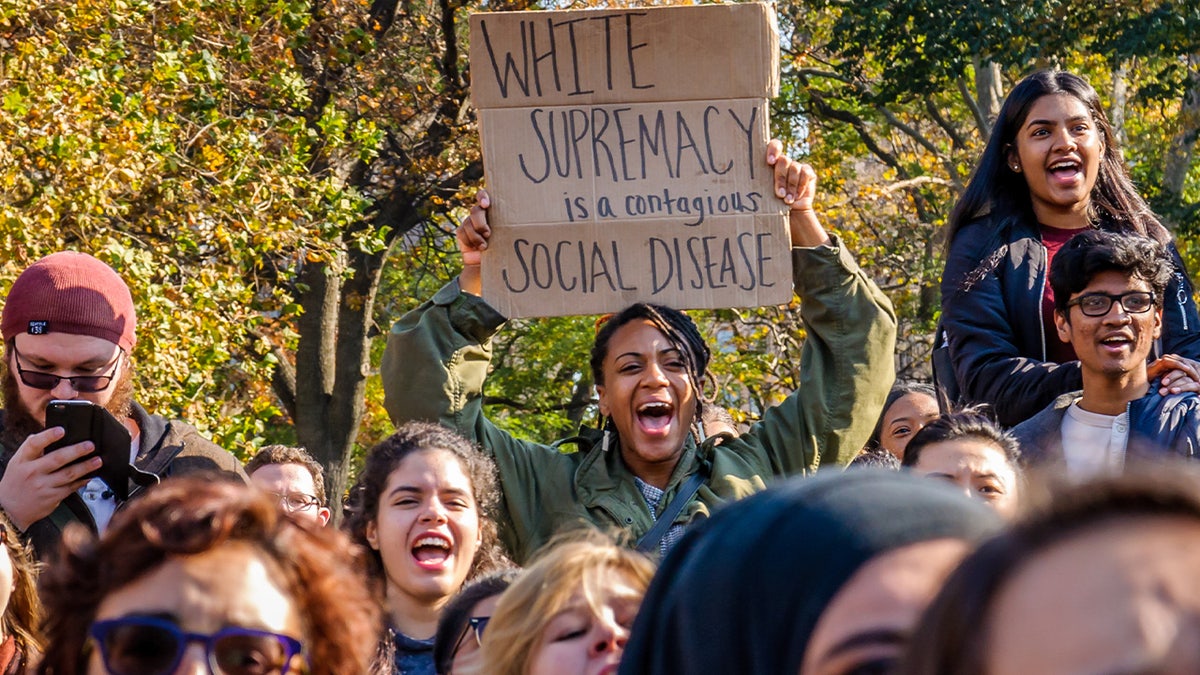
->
xmin=0 ymin=402 xmax=245 ymax=559
xmin=1013 ymin=387 xmax=1200 ymax=468
xmin=941 ymin=215 xmax=1200 ymax=426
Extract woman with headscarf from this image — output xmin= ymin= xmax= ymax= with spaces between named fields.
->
xmin=618 ymin=469 xmax=1001 ymax=675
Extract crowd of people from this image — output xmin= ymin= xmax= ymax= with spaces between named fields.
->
xmin=0 ymin=67 xmax=1198 ymax=673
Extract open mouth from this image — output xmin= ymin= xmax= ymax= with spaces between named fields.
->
xmin=1048 ymin=158 xmax=1082 ymax=183
xmin=1100 ymin=334 xmax=1133 ymax=351
xmin=411 ymin=533 xmax=453 ymax=569
xmin=636 ymin=401 xmax=675 ymax=437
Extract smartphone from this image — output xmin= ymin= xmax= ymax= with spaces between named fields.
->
xmin=44 ymin=400 xmax=134 ymax=500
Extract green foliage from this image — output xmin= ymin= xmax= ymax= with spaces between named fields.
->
xmin=776 ymin=0 xmax=1200 ymax=378
xmin=0 ymin=0 xmax=1196 ymax=463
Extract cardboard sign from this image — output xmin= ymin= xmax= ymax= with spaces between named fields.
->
xmin=470 ymin=3 xmax=791 ymax=318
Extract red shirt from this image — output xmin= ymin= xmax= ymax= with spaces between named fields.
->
xmin=1041 ymin=224 xmax=1082 ymax=364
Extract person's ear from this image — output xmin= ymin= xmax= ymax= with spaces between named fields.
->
xmin=365 ymin=519 xmax=380 ymax=550
xmin=316 ymin=507 xmax=331 ymax=527
xmin=1055 ymin=309 xmax=1072 ymax=343
xmin=596 ymin=384 xmax=610 ymax=417
xmin=1005 ymin=144 xmax=1021 ymax=174
xmin=1154 ymin=307 xmax=1163 ymax=340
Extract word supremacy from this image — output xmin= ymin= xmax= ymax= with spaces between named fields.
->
xmin=470 ymin=4 xmax=792 ymax=317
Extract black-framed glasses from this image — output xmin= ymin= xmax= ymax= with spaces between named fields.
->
xmin=270 ymin=492 xmax=321 ymax=512
xmin=454 ymin=616 xmax=491 ymax=654
xmin=89 ymin=615 xmax=304 ymax=675
xmin=9 ymin=342 xmax=123 ymax=392
xmin=1066 ymin=291 xmax=1157 ymax=317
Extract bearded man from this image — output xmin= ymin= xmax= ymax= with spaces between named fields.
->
xmin=0 ymin=252 xmax=244 ymax=558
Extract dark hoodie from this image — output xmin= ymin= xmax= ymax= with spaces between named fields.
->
xmin=618 ymin=469 xmax=1001 ymax=675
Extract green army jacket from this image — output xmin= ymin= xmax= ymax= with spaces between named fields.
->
xmin=382 ymin=238 xmax=896 ymax=563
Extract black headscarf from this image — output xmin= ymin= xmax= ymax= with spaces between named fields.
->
xmin=618 ymin=469 xmax=1002 ymax=675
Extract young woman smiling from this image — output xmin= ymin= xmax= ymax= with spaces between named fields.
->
xmin=344 ymin=422 xmax=510 ymax=675
xmin=940 ymin=69 xmax=1200 ymax=427
xmin=382 ymin=140 xmax=897 ymax=563
xmin=862 ymin=382 xmax=942 ymax=461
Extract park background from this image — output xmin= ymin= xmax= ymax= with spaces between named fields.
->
xmin=1 ymin=0 xmax=1196 ymax=518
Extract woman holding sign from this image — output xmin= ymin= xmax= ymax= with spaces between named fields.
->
xmin=381 ymin=141 xmax=896 ymax=563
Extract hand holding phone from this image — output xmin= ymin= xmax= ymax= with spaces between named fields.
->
xmin=44 ymin=400 xmax=134 ymax=500
xmin=0 ymin=426 xmax=100 ymax=531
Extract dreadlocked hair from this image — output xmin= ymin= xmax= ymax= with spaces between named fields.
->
xmin=590 ymin=303 xmax=712 ymax=405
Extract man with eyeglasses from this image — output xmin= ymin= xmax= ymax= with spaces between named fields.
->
xmin=0 ymin=252 xmax=245 ymax=558
xmin=246 ymin=445 xmax=331 ymax=526
xmin=1014 ymin=230 xmax=1200 ymax=478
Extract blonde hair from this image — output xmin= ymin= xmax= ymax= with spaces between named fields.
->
xmin=481 ymin=531 xmax=656 ymax=675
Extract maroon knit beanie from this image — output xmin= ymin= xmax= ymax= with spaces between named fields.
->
xmin=1 ymin=252 xmax=136 ymax=351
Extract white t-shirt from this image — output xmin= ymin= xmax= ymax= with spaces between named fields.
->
xmin=1061 ymin=401 xmax=1129 ymax=482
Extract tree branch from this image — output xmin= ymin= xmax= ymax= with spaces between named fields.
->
xmin=484 ymin=396 xmax=597 ymax=414
xmin=806 ymin=90 xmax=905 ymax=174
xmin=957 ymin=76 xmax=990 ymax=140
xmin=923 ymin=96 xmax=968 ymax=150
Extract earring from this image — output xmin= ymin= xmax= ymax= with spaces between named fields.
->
xmin=601 ymin=416 xmax=611 ymax=452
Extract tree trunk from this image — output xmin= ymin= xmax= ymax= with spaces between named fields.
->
xmin=971 ymin=57 xmax=1004 ymax=140
xmin=1110 ymin=59 xmax=1131 ymax=146
xmin=1163 ymin=55 xmax=1200 ymax=204
xmin=289 ymin=250 xmax=383 ymax=525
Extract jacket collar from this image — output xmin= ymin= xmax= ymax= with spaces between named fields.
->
xmin=575 ymin=434 xmax=705 ymax=506
xmin=129 ymin=400 xmax=165 ymax=461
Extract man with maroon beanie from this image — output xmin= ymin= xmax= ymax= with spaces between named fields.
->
xmin=0 ymin=252 xmax=244 ymax=558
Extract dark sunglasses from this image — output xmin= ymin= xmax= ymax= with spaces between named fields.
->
xmin=10 ymin=342 xmax=122 ymax=392
xmin=89 ymin=616 xmax=304 ymax=675
xmin=454 ymin=616 xmax=491 ymax=653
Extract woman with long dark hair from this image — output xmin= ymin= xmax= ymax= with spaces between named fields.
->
xmin=382 ymin=141 xmax=897 ymax=563
xmin=940 ymin=69 xmax=1200 ymax=427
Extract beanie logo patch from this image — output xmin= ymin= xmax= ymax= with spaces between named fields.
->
xmin=27 ymin=321 xmax=48 ymax=335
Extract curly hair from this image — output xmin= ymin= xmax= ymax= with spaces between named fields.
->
xmin=343 ymin=422 xmax=509 ymax=589
xmin=246 ymin=444 xmax=328 ymax=506
xmin=36 ymin=477 xmax=380 ymax=675
xmin=0 ymin=509 xmax=42 ymax=664
xmin=1049 ymin=228 xmax=1173 ymax=317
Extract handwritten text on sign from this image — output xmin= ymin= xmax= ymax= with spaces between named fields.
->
xmin=470 ymin=4 xmax=790 ymax=317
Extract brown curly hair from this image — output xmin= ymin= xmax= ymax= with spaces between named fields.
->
xmin=343 ymin=421 xmax=509 ymax=588
xmin=37 ymin=476 xmax=380 ymax=675
xmin=0 ymin=509 xmax=42 ymax=664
